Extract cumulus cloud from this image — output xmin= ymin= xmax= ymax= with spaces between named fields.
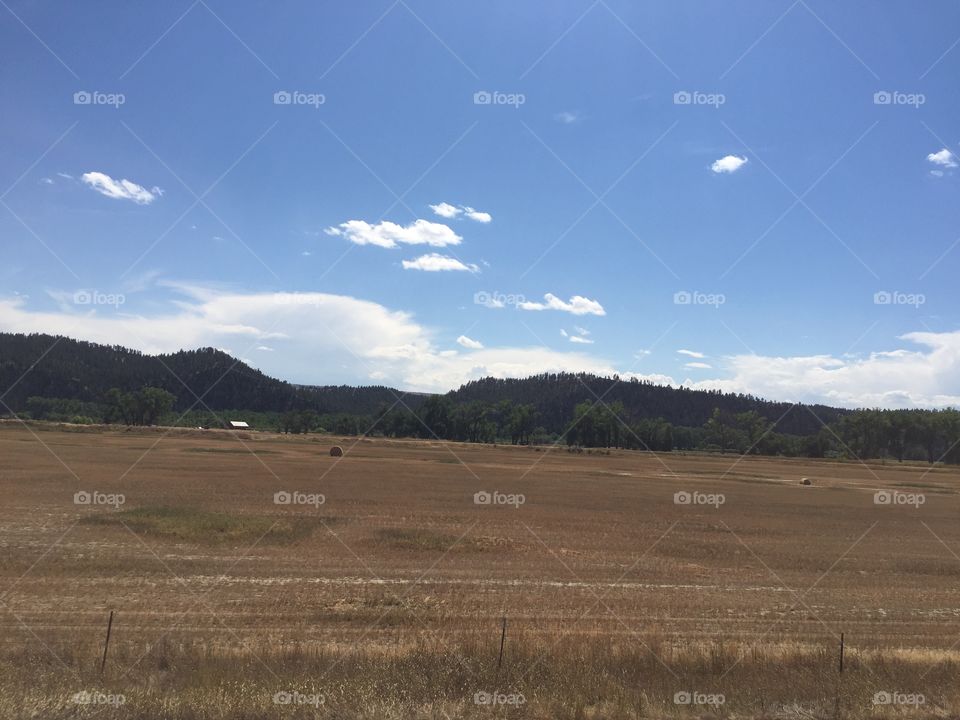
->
xmin=429 ymin=202 xmax=461 ymax=218
xmin=401 ymin=253 xmax=478 ymax=272
xmin=326 ymin=219 xmax=462 ymax=248
xmin=927 ymin=148 xmax=958 ymax=169
xmin=711 ymin=155 xmax=748 ymax=174
xmin=677 ymin=349 xmax=705 ymax=359
xmin=429 ymin=202 xmax=491 ymax=223
xmin=685 ymin=332 xmax=960 ymax=409
xmin=81 ymin=171 xmax=162 ymax=204
xmin=457 ymin=335 xmax=483 ymax=349
xmin=519 ymin=293 xmax=605 ymax=316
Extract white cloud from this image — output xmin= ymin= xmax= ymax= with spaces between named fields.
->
xmin=326 ymin=219 xmax=462 ymax=248
xmin=685 ymin=361 xmax=712 ymax=369
xmin=677 ymin=349 xmax=705 ymax=358
xmin=927 ymin=148 xmax=957 ymax=168
xmin=401 ymin=253 xmax=478 ymax=272
xmin=457 ymin=335 xmax=483 ymax=349
xmin=56 ymin=172 xmax=73 ymax=180
xmin=555 ymin=111 xmax=579 ymax=124
xmin=711 ymin=155 xmax=748 ymax=174
xmin=519 ymin=293 xmax=605 ymax=316
xmin=40 ymin=177 xmax=54 ymax=185
xmin=256 ymin=345 xmax=274 ymax=352
xmin=685 ymin=332 xmax=960 ymax=409
xmin=463 ymin=206 xmax=492 ymax=223
xmin=562 ymin=326 xmax=593 ymax=344
xmin=81 ymin=171 xmax=162 ymax=204
xmin=429 ymin=202 xmax=492 ymax=223
xmin=429 ymin=202 xmax=461 ymax=219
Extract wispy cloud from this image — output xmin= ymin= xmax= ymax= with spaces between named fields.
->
xmin=401 ymin=253 xmax=478 ymax=272
xmin=685 ymin=361 xmax=713 ymax=369
xmin=81 ymin=171 xmax=163 ymax=204
xmin=554 ymin=111 xmax=579 ymax=124
xmin=562 ymin=326 xmax=594 ymax=344
xmin=677 ymin=349 xmax=705 ymax=358
xmin=457 ymin=334 xmax=483 ymax=349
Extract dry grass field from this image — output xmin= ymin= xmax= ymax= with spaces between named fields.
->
xmin=2 ymin=421 xmax=960 ymax=718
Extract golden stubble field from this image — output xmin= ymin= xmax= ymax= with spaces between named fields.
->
xmin=2 ymin=421 xmax=960 ymax=718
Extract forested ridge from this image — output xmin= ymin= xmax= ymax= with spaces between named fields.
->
xmin=2 ymin=332 xmax=958 ymax=463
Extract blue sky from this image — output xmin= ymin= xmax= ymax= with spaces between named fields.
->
xmin=2 ymin=1 xmax=959 ymax=407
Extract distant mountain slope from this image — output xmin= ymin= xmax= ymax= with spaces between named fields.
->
xmin=0 ymin=333 xmax=421 ymax=415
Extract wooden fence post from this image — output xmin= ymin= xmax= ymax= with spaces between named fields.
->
xmin=100 ymin=610 xmax=114 ymax=676
xmin=497 ymin=616 xmax=507 ymax=673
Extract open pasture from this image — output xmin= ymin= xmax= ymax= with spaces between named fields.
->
xmin=2 ymin=422 xmax=960 ymax=718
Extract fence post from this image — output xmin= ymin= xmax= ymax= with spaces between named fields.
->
xmin=839 ymin=632 xmax=844 ymax=674
xmin=834 ymin=632 xmax=845 ymax=720
xmin=497 ymin=616 xmax=507 ymax=673
xmin=100 ymin=610 xmax=114 ymax=676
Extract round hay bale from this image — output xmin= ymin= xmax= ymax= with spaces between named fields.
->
xmin=800 ymin=477 xmax=812 ymax=486
xmin=330 ymin=445 xmax=344 ymax=457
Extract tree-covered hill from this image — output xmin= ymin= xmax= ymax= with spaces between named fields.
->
xmin=448 ymin=374 xmax=846 ymax=437
xmin=0 ymin=333 xmax=419 ymax=415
